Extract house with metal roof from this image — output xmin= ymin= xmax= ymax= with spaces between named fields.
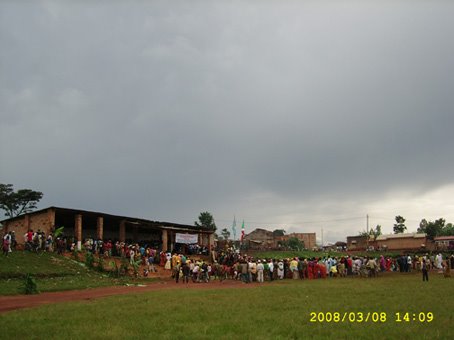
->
xmin=1 ymin=206 xmax=214 ymax=253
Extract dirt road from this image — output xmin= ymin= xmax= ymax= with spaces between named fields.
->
xmin=0 ymin=279 xmax=258 ymax=314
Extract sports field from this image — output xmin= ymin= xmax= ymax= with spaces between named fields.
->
xmin=0 ymin=271 xmax=452 ymax=339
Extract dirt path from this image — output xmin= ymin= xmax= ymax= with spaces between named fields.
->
xmin=0 ymin=279 xmax=259 ymax=314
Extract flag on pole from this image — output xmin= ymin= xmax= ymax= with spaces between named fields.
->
xmin=232 ymin=216 xmax=237 ymax=240
xmin=240 ymin=220 xmax=245 ymax=242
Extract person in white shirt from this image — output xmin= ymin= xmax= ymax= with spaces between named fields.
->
xmin=268 ymin=259 xmax=274 ymax=281
xmin=256 ymin=260 xmax=264 ymax=283
xmin=436 ymin=253 xmax=443 ymax=271
xmin=192 ymin=264 xmax=200 ymax=282
xmin=277 ymin=260 xmax=284 ymax=279
xmin=407 ymin=255 xmax=412 ymax=272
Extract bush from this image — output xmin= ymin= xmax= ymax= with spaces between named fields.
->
xmin=109 ymin=261 xmax=120 ymax=278
xmin=85 ymin=252 xmax=95 ymax=268
xmin=72 ymin=248 xmax=79 ymax=261
xmin=21 ymin=273 xmax=39 ymax=295
xmin=96 ymin=257 xmax=105 ymax=272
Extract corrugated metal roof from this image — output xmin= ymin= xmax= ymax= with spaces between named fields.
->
xmin=434 ymin=236 xmax=454 ymax=241
xmin=1 ymin=206 xmax=212 ymax=233
xmin=376 ymin=233 xmax=426 ymax=241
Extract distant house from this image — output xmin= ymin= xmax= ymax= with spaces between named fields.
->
xmin=375 ymin=233 xmax=428 ymax=251
xmin=335 ymin=241 xmax=347 ymax=251
xmin=346 ymin=235 xmax=369 ymax=251
xmin=433 ymin=236 xmax=454 ymax=251
xmin=243 ymin=229 xmax=317 ymax=250
xmin=243 ymin=228 xmax=275 ymax=250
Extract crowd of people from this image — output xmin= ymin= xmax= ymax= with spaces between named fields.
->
xmin=3 ymin=231 xmax=453 ymax=283
xmin=2 ymin=229 xmax=57 ymax=255
xmin=151 ymin=248 xmax=454 ymax=284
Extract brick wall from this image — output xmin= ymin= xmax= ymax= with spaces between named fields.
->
xmin=3 ymin=218 xmax=26 ymax=243
xmin=3 ymin=209 xmax=52 ymax=246
xmin=376 ymin=238 xmax=426 ymax=250
xmin=284 ymin=233 xmax=317 ymax=249
xmin=29 ymin=212 xmax=53 ymax=234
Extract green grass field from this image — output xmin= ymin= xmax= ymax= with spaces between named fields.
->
xmin=1 ymin=272 xmax=452 ymax=339
xmin=1 ymin=252 xmax=452 ymax=339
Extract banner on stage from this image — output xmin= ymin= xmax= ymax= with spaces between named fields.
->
xmin=175 ymin=233 xmax=198 ymax=244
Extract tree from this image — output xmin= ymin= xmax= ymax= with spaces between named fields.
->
xmin=369 ymin=225 xmax=382 ymax=241
xmin=393 ymin=215 xmax=407 ymax=234
xmin=0 ymin=183 xmax=43 ymax=218
xmin=220 ymin=228 xmax=231 ymax=240
xmin=417 ymin=219 xmax=428 ymax=234
xmin=286 ymin=237 xmax=305 ymax=251
xmin=273 ymin=229 xmax=286 ymax=236
xmin=440 ymin=223 xmax=454 ymax=236
xmin=418 ymin=218 xmax=447 ymax=240
xmin=195 ymin=211 xmax=217 ymax=231
xmin=358 ymin=225 xmax=381 ymax=241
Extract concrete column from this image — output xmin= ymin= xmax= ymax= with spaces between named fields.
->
xmin=75 ymin=214 xmax=82 ymax=250
xmin=119 ymin=220 xmax=126 ymax=243
xmin=209 ymin=233 xmax=216 ymax=261
xmin=97 ymin=216 xmax=104 ymax=240
xmin=162 ymin=229 xmax=168 ymax=252
xmin=133 ymin=226 xmax=138 ymax=242
xmin=209 ymin=233 xmax=215 ymax=251
xmin=48 ymin=208 xmax=56 ymax=230
xmin=169 ymin=231 xmax=174 ymax=252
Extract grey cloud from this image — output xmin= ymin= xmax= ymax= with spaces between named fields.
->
xmin=1 ymin=1 xmax=454 ymax=239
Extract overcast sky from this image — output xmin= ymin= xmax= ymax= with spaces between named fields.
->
xmin=1 ymin=1 xmax=454 ymax=243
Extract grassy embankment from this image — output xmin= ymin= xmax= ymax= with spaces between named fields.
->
xmin=0 ymin=251 xmax=154 ymax=295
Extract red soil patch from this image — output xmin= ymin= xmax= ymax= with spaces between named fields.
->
xmin=0 ymin=279 xmax=259 ymax=314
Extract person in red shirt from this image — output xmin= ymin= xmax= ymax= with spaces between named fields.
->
xmin=308 ymin=259 xmax=314 ymax=280
xmin=27 ymin=230 xmax=33 ymax=243
xmin=319 ymin=262 xmax=327 ymax=279
xmin=347 ymin=256 xmax=353 ymax=275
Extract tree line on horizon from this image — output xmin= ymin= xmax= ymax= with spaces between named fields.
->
xmin=359 ymin=215 xmax=454 ymax=241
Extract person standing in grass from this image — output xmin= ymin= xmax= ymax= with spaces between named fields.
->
xmin=277 ymin=260 xmax=284 ymax=280
xmin=240 ymin=260 xmax=249 ymax=283
xmin=298 ymin=257 xmax=304 ymax=280
xmin=422 ymin=258 xmax=429 ymax=281
xmin=249 ymin=258 xmax=257 ymax=282
xmin=256 ymin=260 xmax=264 ymax=283
xmin=165 ymin=252 xmax=172 ymax=270
xmin=3 ymin=232 xmax=11 ymax=256
xmin=148 ymin=254 xmax=157 ymax=273
xmin=290 ymin=258 xmax=299 ymax=279
xmin=330 ymin=264 xmax=338 ymax=277
xmin=174 ymin=261 xmax=181 ymax=283
xmin=380 ymin=255 xmax=386 ymax=272
xmin=407 ymin=255 xmax=412 ymax=272
xmin=129 ymin=247 xmax=135 ymax=265
xmin=192 ymin=262 xmax=200 ymax=282
xmin=436 ymin=253 xmax=443 ymax=272
xmin=159 ymin=251 xmax=166 ymax=267
xmin=182 ymin=262 xmax=190 ymax=284
xmin=268 ymin=259 xmax=274 ymax=281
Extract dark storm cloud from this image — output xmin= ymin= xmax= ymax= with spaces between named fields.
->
xmin=1 ymin=1 xmax=454 ymax=239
